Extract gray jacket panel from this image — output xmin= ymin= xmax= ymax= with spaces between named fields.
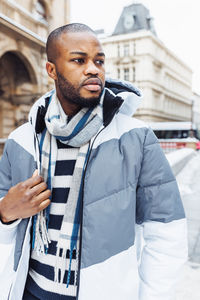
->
xmin=81 ymin=126 xmax=185 ymax=269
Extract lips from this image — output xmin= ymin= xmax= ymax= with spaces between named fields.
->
xmin=82 ymin=78 xmax=102 ymax=92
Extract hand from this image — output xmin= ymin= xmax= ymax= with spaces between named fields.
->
xmin=0 ymin=170 xmax=51 ymax=223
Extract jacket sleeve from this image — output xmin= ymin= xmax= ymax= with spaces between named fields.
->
xmin=136 ymin=128 xmax=188 ymax=300
xmin=0 ymin=142 xmax=22 ymax=299
xmin=0 ymin=140 xmax=22 ymax=229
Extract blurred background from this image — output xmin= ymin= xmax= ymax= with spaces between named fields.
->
xmin=0 ymin=0 xmax=200 ymax=298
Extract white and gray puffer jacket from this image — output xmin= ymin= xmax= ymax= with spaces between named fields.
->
xmin=0 ymin=78 xmax=187 ymax=300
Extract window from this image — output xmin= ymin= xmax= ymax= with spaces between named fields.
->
xmin=132 ymin=67 xmax=136 ymax=82
xmin=117 ymin=69 xmax=120 ymax=79
xmin=124 ymin=44 xmax=129 ymax=56
xmin=124 ymin=68 xmax=129 ymax=81
xmin=133 ymin=41 xmax=136 ymax=55
xmin=35 ymin=0 xmax=47 ymax=20
xmin=117 ymin=44 xmax=120 ymax=57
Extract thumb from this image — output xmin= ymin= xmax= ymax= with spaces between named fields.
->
xmin=32 ymin=169 xmax=39 ymax=177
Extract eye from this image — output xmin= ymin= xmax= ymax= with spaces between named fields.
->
xmin=96 ymin=59 xmax=104 ymax=66
xmin=72 ymin=58 xmax=85 ymax=64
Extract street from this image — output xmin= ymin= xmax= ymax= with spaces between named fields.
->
xmin=176 ymin=152 xmax=200 ymax=299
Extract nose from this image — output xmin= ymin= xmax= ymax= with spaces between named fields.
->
xmin=84 ymin=60 xmax=99 ymax=76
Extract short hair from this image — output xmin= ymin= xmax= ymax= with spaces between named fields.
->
xmin=46 ymin=23 xmax=95 ymax=63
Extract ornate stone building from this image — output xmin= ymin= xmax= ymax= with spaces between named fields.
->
xmin=0 ymin=0 xmax=70 ymax=144
xmin=100 ymin=2 xmax=193 ymax=122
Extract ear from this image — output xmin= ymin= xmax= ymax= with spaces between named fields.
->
xmin=46 ymin=61 xmax=57 ymax=80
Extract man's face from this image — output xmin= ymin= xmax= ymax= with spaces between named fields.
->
xmin=54 ymin=31 xmax=105 ymax=108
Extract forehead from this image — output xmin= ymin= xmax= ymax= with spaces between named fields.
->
xmin=56 ymin=31 xmax=103 ymax=56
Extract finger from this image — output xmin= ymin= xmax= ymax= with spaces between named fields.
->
xmin=30 ymin=181 xmax=48 ymax=197
xmin=33 ymin=189 xmax=51 ymax=206
xmin=32 ymin=170 xmax=39 ymax=177
xmin=37 ymin=199 xmax=51 ymax=212
xmin=21 ymin=174 xmax=44 ymax=189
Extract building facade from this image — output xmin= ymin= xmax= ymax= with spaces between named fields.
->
xmin=0 ymin=0 xmax=70 ymax=142
xmin=192 ymin=92 xmax=200 ymax=129
xmin=100 ymin=2 xmax=193 ymax=122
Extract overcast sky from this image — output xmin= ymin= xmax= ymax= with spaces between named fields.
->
xmin=71 ymin=0 xmax=200 ymax=94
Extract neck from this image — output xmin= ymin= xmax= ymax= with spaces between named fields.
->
xmin=56 ymin=89 xmax=81 ymax=116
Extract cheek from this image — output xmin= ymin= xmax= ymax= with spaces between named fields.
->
xmin=100 ymin=70 xmax=105 ymax=85
xmin=62 ymin=71 xmax=81 ymax=87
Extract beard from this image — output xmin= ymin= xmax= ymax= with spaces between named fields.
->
xmin=56 ymin=71 xmax=103 ymax=108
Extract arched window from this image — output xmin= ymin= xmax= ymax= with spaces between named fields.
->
xmin=35 ymin=0 xmax=47 ymax=20
xmin=0 ymin=51 xmax=37 ymax=137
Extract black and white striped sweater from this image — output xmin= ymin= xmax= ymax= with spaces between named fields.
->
xmin=24 ymin=140 xmax=79 ymax=300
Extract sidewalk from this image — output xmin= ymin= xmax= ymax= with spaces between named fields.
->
xmin=175 ymin=153 xmax=200 ymax=299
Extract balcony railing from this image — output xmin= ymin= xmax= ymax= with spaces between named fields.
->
xmin=159 ymin=138 xmax=198 ymax=153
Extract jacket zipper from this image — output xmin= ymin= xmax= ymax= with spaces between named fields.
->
xmin=76 ymin=126 xmax=105 ymax=300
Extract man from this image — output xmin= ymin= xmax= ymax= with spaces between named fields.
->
xmin=0 ymin=23 xmax=187 ymax=300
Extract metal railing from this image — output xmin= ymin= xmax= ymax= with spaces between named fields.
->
xmin=159 ymin=138 xmax=198 ymax=153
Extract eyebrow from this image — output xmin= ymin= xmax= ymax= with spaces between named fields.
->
xmin=69 ymin=51 xmax=105 ymax=57
xmin=97 ymin=52 xmax=105 ymax=57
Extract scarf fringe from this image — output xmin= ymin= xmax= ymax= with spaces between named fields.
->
xmin=33 ymin=211 xmax=51 ymax=254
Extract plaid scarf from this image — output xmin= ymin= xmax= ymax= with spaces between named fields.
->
xmin=32 ymin=91 xmax=104 ymax=286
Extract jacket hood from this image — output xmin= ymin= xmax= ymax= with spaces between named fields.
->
xmin=105 ymin=78 xmax=142 ymax=117
xmin=29 ymin=78 xmax=142 ymax=132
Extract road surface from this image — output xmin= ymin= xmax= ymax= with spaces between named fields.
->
xmin=175 ymin=152 xmax=200 ymax=299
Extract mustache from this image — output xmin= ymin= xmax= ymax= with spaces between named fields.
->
xmin=81 ymin=76 xmax=103 ymax=88
xmin=56 ymin=72 xmax=104 ymax=91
